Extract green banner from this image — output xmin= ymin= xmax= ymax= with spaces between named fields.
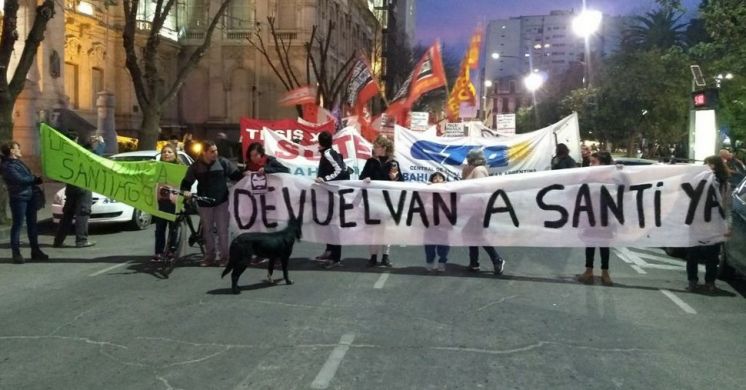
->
xmin=40 ymin=124 xmax=187 ymax=221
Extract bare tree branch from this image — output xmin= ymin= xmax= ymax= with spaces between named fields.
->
xmin=327 ymin=52 xmax=357 ymax=108
xmin=267 ymin=17 xmax=299 ymax=90
xmin=248 ymin=30 xmax=292 ymax=91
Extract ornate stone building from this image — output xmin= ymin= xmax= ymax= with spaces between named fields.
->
xmin=6 ymin=0 xmax=380 ymax=162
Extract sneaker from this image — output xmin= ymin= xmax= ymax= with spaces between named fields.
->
xmin=217 ymin=258 xmax=228 ymax=267
xmin=702 ymin=282 xmax=716 ymax=293
xmin=31 ymin=250 xmax=49 ymax=261
xmin=324 ymin=260 xmax=342 ymax=269
xmin=315 ymin=251 xmax=331 ymax=261
xmin=75 ymin=241 xmax=96 ymax=248
xmin=436 ymin=263 xmax=446 ymax=272
xmin=425 ymin=262 xmax=434 ymax=272
xmin=200 ymin=258 xmax=215 ymax=267
xmin=493 ymin=259 xmax=505 ymax=275
xmin=367 ymin=255 xmax=378 ymax=267
xmin=12 ymin=253 xmax=24 ymax=264
xmin=686 ymin=281 xmax=699 ymax=292
xmin=468 ymin=265 xmax=481 ymax=272
xmin=151 ymin=254 xmax=162 ymax=263
xmin=52 ymin=241 xmax=64 ymax=248
xmin=379 ymin=254 xmax=392 ymax=267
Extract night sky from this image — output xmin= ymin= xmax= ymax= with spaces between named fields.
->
xmin=415 ymin=0 xmax=703 ymax=51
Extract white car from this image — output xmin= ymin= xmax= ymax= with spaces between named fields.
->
xmin=52 ymin=150 xmax=195 ymax=230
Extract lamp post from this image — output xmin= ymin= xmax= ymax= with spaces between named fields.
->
xmin=572 ymin=9 xmax=602 ymax=88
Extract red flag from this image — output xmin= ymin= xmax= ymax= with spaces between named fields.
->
xmin=385 ymin=42 xmax=447 ymax=124
xmin=278 ymin=86 xmax=317 ymax=106
xmin=347 ymin=56 xmax=380 ymax=113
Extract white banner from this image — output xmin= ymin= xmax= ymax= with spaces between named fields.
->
xmin=229 ymin=165 xmax=727 ymax=248
xmin=395 ymin=114 xmax=580 ymax=182
xmin=263 ymin=127 xmax=372 ymax=179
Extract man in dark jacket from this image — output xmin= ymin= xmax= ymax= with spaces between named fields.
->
xmin=54 ymin=134 xmax=95 ymax=248
xmin=181 ymin=140 xmax=243 ymax=267
xmin=314 ymin=131 xmax=349 ymax=268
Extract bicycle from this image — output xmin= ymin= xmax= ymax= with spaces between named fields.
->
xmin=162 ymin=190 xmax=214 ymax=264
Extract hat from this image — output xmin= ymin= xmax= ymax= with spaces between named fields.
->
xmin=466 ymin=149 xmax=486 ymax=166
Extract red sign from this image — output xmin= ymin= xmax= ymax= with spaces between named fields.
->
xmin=693 ymin=92 xmax=706 ymax=107
xmin=240 ymin=117 xmax=336 ymax=157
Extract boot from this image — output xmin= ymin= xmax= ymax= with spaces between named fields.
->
xmin=601 ymin=270 xmax=613 ymax=286
xmin=367 ymin=254 xmax=378 ymax=267
xmin=12 ymin=252 xmax=24 ymax=264
xmin=31 ymin=248 xmax=49 ymax=261
xmin=380 ymin=254 xmax=392 ymax=267
xmin=577 ymin=268 xmax=594 ymax=284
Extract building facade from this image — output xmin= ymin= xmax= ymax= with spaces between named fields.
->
xmin=7 ymin=0 xmax=380 ymax=162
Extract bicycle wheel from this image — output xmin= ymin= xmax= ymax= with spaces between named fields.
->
xmin=166 ymin=219 xmax=188 ymax=261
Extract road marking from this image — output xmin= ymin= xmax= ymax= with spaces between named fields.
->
xmin=373 ymin=272 xmax=390 ymax=289
xmin=629 ymin=265 xmax=647 ymax=274
xmin=89 ymin=260 xmax=133 ymax=277
xmin=615 ymin=248 xmax=646 ymax=274
xmin=310 ymin=333 xmax=355 ymax=389
xmin=660 ymin=289 xmax=697 ymax=314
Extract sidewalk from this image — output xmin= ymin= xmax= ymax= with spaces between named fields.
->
xmin=0 ymin=181 xmax=64 ymax=242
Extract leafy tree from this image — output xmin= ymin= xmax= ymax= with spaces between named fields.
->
xmin=121 ymin=0 xmax=233 ymax=150
xmin=0 ymin=0 xmax=55 ymax=140
xmin=622 ymin=8 xmax=688 ymax=50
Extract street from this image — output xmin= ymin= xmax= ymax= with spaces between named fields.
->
xmin=1 ymin=221 xmax=745 ymax=390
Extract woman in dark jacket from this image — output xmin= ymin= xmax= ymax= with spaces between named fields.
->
xmin=0 ymin=141 xmax=48 ymax=263
xmin=360 ymin=135 xmax=402 ymax=267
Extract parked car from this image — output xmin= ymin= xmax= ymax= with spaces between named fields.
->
xmin=52 ymin=150 xmax=195 ymax=230
xmin=720 ymin=175 xmax=746 ymax=278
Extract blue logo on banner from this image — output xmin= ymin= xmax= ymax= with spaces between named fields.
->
xmin=410 ymin=141 xmax=509 ymax=167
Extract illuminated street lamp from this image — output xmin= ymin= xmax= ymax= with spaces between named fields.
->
xmin=491 ymin=52 xmax=500 ymax=60
xmin=484 ymin=80 xmax=493 ymax=88
xmin=523 ymin=72 xmax=544 ymax=92
xmin=572 ymin=10 xmax=603 ymax=38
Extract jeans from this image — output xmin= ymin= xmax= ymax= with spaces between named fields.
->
xmin=154 ymin=216 xmax=176 ymax=255
xmin=197 ymin=200 xmax=230 ymax=261
xmin=425 ymin=245 xmax=450 ymax=264
xmin=585 ymin=247 xmax=610 ymax=270
xmin=686 ymin=244 xmax=720 ymax=284
xmin=469 ymin=246 xmax=502 ymax=267
xmin=54 ymin=188 xmax=91 ymax=245
xmin=9 ymin=198 xmax=39 ymax=254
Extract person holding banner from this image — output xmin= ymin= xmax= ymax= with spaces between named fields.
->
xmin=53 ymin=136 xmax=95 ymax=249
xmin=686 ymin=156 xmax=731 ymax=293
xmin=181 ymin=140 xmax=243 ymax=267
xmin=360 ymin=135 xmax=403 ymax=267
xmin=578 ymin=151 xmax=614 ymax=286
xmin=244 ymin=142 xmax=290 ymax=175
xmin=1 ymin=141 xmax=49 ymax=263
xmin=462 ymin=149 xmax=506 ymax=275
xmin=424 ymin=172 xmax=450 ymax=272
xmin=152 ymin=145 xmax=183 ymax=262
xmin=314 ymin=131 xmax=350 ymax=268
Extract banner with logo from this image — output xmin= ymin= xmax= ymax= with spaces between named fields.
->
xmin=263 ymin=127 xmax=373 ymax=179
xmin=396 ymin=114 xmax=580 ymax=181
xmin=40 ymin=124 xmax=186 ymax=221
xmin=229 ymin=165 xmax=726 ymax=247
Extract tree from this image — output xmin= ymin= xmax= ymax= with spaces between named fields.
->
xmin=122 ymin=0 xmax=232 ymax=150
xmin=0 ymin=0 xmax=55 ymax=140
xmin=622 ymin=8 xmax=688 ymax=51
xmin=249 ymin=17 xmax=357 ymax=111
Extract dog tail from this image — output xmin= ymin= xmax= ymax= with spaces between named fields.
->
xmin=221 ymin=259 xmax=232 ymax=278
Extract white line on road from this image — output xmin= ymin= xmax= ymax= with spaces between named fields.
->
xmin=630 ymin=265 xmax=647 ymax=274
xmin=660 ymin=289 xmax=697 ymax=314
xmin=89 ymin=260 xmax=133 ymax=277
xmin=615 ymin=248 xmax=646 ymax=274
xmin=373 ymin=272 xmax=390 ymax=289
xmin=311 ymin=333 xmax=355 ymax=389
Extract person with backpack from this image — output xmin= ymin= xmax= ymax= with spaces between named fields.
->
xmin=181 ymin=140 xmax=243 ymax=267
xmin=314 ymin=131 xmax=349 ymax=269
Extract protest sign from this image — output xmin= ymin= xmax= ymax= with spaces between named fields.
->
xmin=229 ymin=165 xmax=726 ymax=248
xmin=40 ymin=124 xmax=186 ymax=221
xmin=239 ymin=117 xmax=335 ymax=156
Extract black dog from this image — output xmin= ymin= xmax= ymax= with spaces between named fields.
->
xmin=221 ymin=218 xmax=302 ymax=294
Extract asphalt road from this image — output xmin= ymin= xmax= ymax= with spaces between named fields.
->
xmin=1 ymin=221 xmax=745 ymax=390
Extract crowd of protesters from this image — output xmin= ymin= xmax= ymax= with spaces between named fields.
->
xmin=1 ymin=132 xmax=739 ymax=294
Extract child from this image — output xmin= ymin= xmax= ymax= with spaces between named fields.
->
xmin=424 ymin=172 xmax=450 ymax=272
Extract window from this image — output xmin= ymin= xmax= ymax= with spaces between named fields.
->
xmin=64 ymin=62 xmax=79 ymax=109
xmin=185 ymin=0 xmax=208 ymax=29
xmin=501 ymin=97 xmax=510 ymax=112
xmin=91 ymin=67 xmax=103 ymax=106
xmin=227 ymin=1 xmax=253 ymax=29
xmin=277 ymin=1 xmax=296 ymax=29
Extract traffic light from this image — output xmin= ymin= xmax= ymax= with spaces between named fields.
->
xmin=691 ymin=88 xmax=719 ymax=110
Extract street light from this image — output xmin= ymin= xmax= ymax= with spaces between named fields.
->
xmin=523 ymin=72 xmax=544 ymax=92
xmin=484 ymin=80 xmax=493 ymax=88
xmin=491 ymin=52 xmax=500 ymax=60
xmin=573 ymin=9 xmax=602 ymax=88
